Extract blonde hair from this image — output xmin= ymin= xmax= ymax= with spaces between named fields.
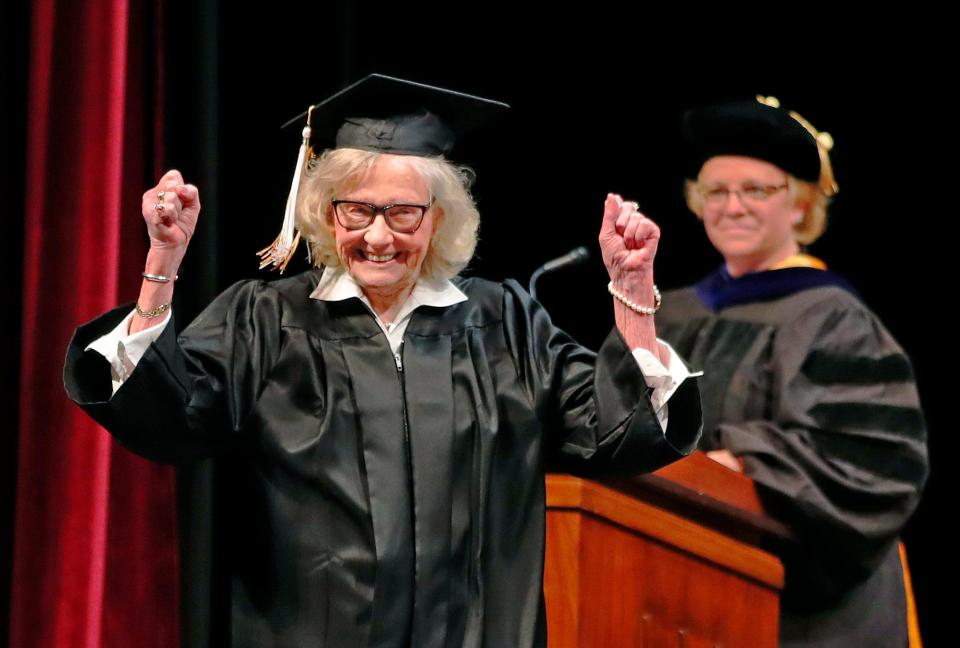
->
xmin=684 ymin=172 xmax=830 ymax=245
xmin=297 ymin=148 xmax=481 ymax=280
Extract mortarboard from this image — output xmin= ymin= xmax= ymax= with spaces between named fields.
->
xmin=259 ymin=74 xmax=509 ymax=271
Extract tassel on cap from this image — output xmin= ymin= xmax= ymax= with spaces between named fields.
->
xmin=257 ymin=106 xmax=315 ymax=273
xmin=758 ymin=95 xmax=839 ymax=197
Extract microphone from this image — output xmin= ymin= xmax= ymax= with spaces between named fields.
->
xmin=529 ymin=246 xmax=591 ymax=300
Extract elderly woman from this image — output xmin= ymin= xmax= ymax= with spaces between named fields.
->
xmin=65 ymin=75 xmax=700 ymax=647
xmin=655 ymin=97 xmax=928 ymax=647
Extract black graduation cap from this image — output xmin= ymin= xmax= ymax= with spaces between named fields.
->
xmin=260 ymin=74 xmax=509 ymax=273
xmin=682 ymin=97 xmax=835 ymax=189
xmin=285 ymin=73 xmax=510 ymax=156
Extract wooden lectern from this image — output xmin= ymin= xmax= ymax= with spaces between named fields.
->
xmin=544 ymin=452 xmax=790 ymax=647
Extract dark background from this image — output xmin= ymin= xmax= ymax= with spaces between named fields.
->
xmin=3 ymin=3 xmax=950 ymax=643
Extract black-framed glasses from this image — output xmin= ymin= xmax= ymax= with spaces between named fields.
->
xmin=331 ymin=199 xmax=432 ymax=233
xmin=700 ymin=183 xmax=788 ymax=206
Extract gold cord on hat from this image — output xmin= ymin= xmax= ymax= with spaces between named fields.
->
xmin=757 ymin=95 xmax=839 ymax=197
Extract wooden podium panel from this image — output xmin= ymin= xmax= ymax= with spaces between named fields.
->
xmin=545 ymin=453 xmax=786 ymax=647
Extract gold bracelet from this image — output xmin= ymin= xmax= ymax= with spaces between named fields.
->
xmin=135 ymin=302 xmax=171 ymax=318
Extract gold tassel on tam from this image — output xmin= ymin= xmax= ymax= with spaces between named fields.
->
xmin=257 ymin=106 xmax=315 ymax=273
xmin=757 ymin=95 xmax=839 ymax=197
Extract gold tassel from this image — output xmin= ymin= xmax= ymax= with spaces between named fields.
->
xmin=757 ymin=95 xmax=839 ymax=197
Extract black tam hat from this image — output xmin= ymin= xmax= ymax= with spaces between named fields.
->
xmin=682 ymin=96 xmax=837 ymax=195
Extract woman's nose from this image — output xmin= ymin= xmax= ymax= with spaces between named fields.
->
xmin=363 ymin=214 xmax=394 ymax=246
xmin=723 ymin=191 xmax=747 ymax=216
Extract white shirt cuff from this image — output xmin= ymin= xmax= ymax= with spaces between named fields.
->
xmin=85 ymin=309 xmax=171 ymax=395
xmin=632 ymin=339 xmax=702 ymax=432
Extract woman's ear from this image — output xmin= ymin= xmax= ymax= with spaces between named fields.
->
xmin=790 ymin=199 xmax=807 ymax=227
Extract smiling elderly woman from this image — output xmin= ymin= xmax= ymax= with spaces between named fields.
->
xmin=64 ymin=75 xmax=701 ymax=648
xmin=655 ymin=97 xmax=928 ymax=648
xmin=297 ymin=147 xmax=481 ymax=323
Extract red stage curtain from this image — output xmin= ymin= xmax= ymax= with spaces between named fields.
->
xmin=11 ymin=1 xmax=179 ymax=646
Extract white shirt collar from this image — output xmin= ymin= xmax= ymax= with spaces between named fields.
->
xmin=309 ymin=266 xmax=467 ymax=325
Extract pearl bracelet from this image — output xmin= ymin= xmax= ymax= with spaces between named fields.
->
xmin=607 ymin=281 xmax=661 ymax=315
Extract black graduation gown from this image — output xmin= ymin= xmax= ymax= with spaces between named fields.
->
xmin=64 ymin=269 xmax=701 ymax=648
xmin=657 ymin=267 xmax=927 ymax=648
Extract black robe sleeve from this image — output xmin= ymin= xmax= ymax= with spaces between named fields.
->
xmin=500 ymin=280 xmax=701 ymax=476
xmin=64 ymin=279 xmax=282 ymax=461
xmin=716 ymin=298 xmax=927 ymax=592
